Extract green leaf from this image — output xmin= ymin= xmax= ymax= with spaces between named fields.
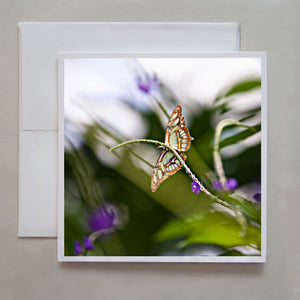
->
xmin=154 ymin=218 xmax=190 ymax=243
xmin=186 ymin=222 xmax=260 ymax=248
xmin=219 ymin=249 xmax=246 ymax=256
xmin=154 ymin=210 xmax=261 ymax=250
xmin=238 ymin=107 xmax=261 ymax=122
xmin=223 ymin=193 xmax=261 ymax=225
xmin=184 ymin=212 xmax=261 ymax=249
xmin=224 ymin=79 xmax=261 ymax=97
xmin=219 ymin=124 xmax=261 ymax=149
xmin=215 ymin=78 xmax=261 ymax=103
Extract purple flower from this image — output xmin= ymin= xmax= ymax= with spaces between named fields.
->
xmin=137 ymin=73 xmax=159 ymax=94
xmin=191 ymin=181 xmax=201 ymax=195
xmin=212 ymin=180 xmax=223 ymax=190
xmin=225 ymin=178 xmax=239 ymax=191
xmin=74 ymin=240 xmax=83 ymax=255
xmin=83 ymin=236 xmax=94 ymax=250
xmin=253 ymin=193 xmax=261 ymax=202
xmin=88 ymin=205 xmax=116 ymax=232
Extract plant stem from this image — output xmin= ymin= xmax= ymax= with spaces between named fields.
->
xmin=110 ymin=139 xmax=232 ymax=210
xmin=89 ymin=227 xmax=115 ymax=242
xmin=83 ymin=228 xmax=115 ymax=256
xmin=82 ymin=108 xmax=155 ymax=169
xmin=151 ymin=94 xmax=170 ymax=119
xmin=213 ymin=119 xmax=255 ymax=185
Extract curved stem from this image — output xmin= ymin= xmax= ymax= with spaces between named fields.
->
xmin=110 ymin=139 xmax=232 ymax=210
xmin=89 ymin=227 xmax=115 ymax=242
xmin=213 ymin=119 xmax=255 ymax=185
xmin=80 ymin=227 xmax=115 ymax=256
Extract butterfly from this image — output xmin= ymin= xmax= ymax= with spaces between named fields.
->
xmin=151 ymin=105 xmax=193 ymax=192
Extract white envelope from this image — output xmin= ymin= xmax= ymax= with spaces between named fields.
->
xmin=19 ymin=22 xmax=241 ymax=237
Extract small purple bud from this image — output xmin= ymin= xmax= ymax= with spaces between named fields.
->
xmin=74 ymin=240 xmax=82 ymax=255
xmin=137 ymin=76 xmax=151 ymax=93
xmin=212 ymin=180 xmax=223 ymax=190
xmin=151 ymin=73 xmax=159 ymax=89
xmin=137 ymin=73 xmax=160 ymax=94
xmin=191 ymin=181 xmax=201 ymax=195
xmin=83 ymin=236 xmax=94 ymax=251
xmin=225 ymin=178 xmax=238 ymax=191
xmin=253 ymin=193 xmax=261 ymax=202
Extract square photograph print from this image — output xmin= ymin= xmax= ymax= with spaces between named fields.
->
xmin=58 ymin=53 xmax=266 ymax=262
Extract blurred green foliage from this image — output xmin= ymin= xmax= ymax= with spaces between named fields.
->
xmin=64 ymin=77 xmax=262 ymax=257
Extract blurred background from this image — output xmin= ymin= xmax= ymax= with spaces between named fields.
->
xmin=64 ymin=57 xmax=262 ymax=257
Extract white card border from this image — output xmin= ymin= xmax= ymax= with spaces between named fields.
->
xmin=58 ymin=52 xmax=267 ymax=263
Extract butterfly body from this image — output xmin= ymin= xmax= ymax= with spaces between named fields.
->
xmin=151 ymin=105 xmax=193 ymax=192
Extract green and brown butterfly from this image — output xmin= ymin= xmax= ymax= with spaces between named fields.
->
xmin=151 ymin=105 xmax=194 ymax=192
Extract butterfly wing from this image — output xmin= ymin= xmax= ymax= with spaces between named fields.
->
xmin=151 ymin=105 xmax=192 ymax=192
xmin=151 ymin=149 xmax=187 ymax=192
xmin=165 ymin=105 xmax=193 ymax=152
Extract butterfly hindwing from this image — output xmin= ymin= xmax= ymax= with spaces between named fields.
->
xmin=151 ymin=149 xmax=187 ymax=192
xmin=165 ymin=105 xmax=193 ymax=152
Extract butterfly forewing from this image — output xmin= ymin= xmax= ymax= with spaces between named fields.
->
xmin=165 ymin=105 xmax=193 ymax=152
xmin=151 ymin=149 xmax=186 ymax=192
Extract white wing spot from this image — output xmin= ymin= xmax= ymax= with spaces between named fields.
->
xmin=172 ymin=118 xmax=179 ymax=126
xmin=153 ymin=174 xmax=157 ymax=184
xmin=158 ymin=169 xmax=162 ymax=179
xmin=170 ymin=113 xmax=178 ymax=120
